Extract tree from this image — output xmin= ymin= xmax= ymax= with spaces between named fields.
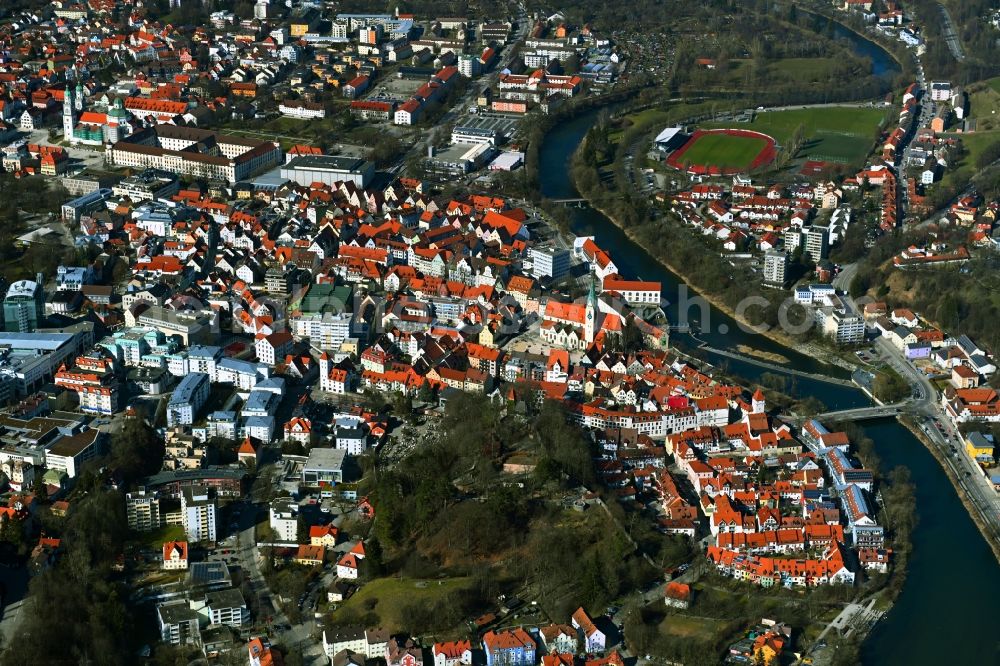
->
xmin=282 ymin=440 xmax=306 ymax=456
xmin=110 ymin=416 xmax=165 ymax=487
xmin=417 ymin=382 xmax=437 ymax=405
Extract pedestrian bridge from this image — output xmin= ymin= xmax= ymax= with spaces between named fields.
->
xmin=548 ymin=198 xmax=589 ymax=207
xmin=781 ymin=402 xmax=910 ymax=424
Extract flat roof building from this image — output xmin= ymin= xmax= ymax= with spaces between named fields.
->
xmin=279 ymin=155 xmax=375 ymax=188
xmin=302 ymin=447 xmax=347 ymax=487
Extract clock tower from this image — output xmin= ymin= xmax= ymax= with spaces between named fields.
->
xmin=63 ymin=86 xmax=75 ymax=142
xmin=584 ymin=271 xmax=598 ymax=344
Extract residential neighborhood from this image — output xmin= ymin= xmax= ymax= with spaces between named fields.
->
xmin=0 ymin=0 xmax=997 ymax=664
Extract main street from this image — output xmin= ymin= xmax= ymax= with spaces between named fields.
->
xmin=237 ymin=453 xmax=330 ymax=665
xmin=407 ymin=5 xmax=530 ymax=166
xmin=869 ymin=336 xmax=1000 ymax=547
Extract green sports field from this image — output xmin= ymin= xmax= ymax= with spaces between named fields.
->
xmin=702 ymin=106 xmax=887 ymax=164
xmin=676 ymin=133 xmax=768 ymax=169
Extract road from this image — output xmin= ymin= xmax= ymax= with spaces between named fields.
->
xmin=935 ymin=3 xmax=966 ymax=62
xmin=831 ymin=262 xmax=857 ymax=293
xmin=237 ymin=459 xmax=329 ymax=665
xmin=407 ymin=7 xmax=530 ymax=166
xmin=869 ymin=336 xmax=1000 ymax=546
xmin=897 ymin=61 xmax=931 ymax=223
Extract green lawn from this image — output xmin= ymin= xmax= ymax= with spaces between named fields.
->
xmin=131 ymin=524 xmax=186 ymax=548
xmin=966 ymin=78 xmax=1000 ymax=130
xmin=329 ymin=577 xmax=473 ymax=628
xmin=768 ymin=57 xmax=841 ymax=82
xmin=659 ymin=614 xmax=729 ymax=640
xmin=626 ymin=109 xmax=674 ymax=126
xmin=702 ymin=106 xmax=887 ymax=164
xmin=800 ymin=131 xmax=877 ymax=163
xmin=678 ymin=132 xmax=768 ymax=169
xmin=939 ymin=129 xmax=1000 ymax=189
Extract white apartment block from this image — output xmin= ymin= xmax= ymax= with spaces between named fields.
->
xmin=290 ymin=312 xmax=352 ymax=350
xmin=181 ymin=485 xmax=217 ymax=543
xmin=269 ymin=497 xmax=298 ymax=542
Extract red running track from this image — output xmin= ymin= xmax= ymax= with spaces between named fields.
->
xmin=665 ymin=128 xmax=777 ymax=176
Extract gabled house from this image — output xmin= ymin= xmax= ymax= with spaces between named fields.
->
xmin=162 ymin=540 xmax=189 ymax=570
xmin=571 ymin=607 xmax=605 ymax=653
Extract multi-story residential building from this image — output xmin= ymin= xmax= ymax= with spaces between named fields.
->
xmin=323 ymin=627 xmax=367 ymax=659
xmin=335 ymin=425 xmax=366 ymax=455
xmin=181 ymin=485 xmax=217 ymax=543
xmin=269 ymin=497 xmax=299 ymax=542
xmin=537 ymin=625 xmax=577 ymax=655
xmin=433 ymin=641 xmax=473 ymax=666
xmin=290 ymin=312 xmax=353 ymax=350
xmin=483 ymin=629 xmax=535 ymax=666
xmin=158 ymin=600 xmax=201 ymax=645
xmin=763 ymin=250 xmax=788 ymax=286
xmin=804 ymin=226 xmax=829 ymax=263
xmin=127 ymin=490 xmax=162 ymax=531
xmin=816 ymin=307 xmax=866 ymax=345
xmin=167 ymin=373 xmax=210 ymax=427
xmin=162 ymin=540 xmax=189 ymax=570
xmin=571 ymin=607 xmax=606 ymax=653
xmin=255 ymin=331 xmax=293 ymax=366
xmin=198 ymin=588 xmax=249 ymax=628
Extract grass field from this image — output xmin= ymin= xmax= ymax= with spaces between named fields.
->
xmin=677 ymin=132 xmax=768 ymax=169
xmin=940 ymin=129 xmax=1000 ymax=189
xmin=702 ymin=106 xmax=886 ymax=164
xmin=131 ymin=525 xmax=186 ymax=548
xmin=769 ymin=57 xmax=841 ymax=81
xmin=330 ymin=577 xmax=473 ymax=628
xmin=659 ymin=614 xmax=729 ymax=640
xmin=966 ymin=78 xmax=1000 ymax=131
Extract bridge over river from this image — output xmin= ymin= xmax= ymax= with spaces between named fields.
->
xmin=779 ymin=402 xmax=911 ymax=425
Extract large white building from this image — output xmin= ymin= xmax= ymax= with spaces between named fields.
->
xmin=269 ymin=497 xmax=299 ymax=542
xmin=279 ymin=155 xmax=375 ymax=188
xmin=601 ymin=276 xmax=661 ymax=306
xmin=167 ymin=372 xmax=211 ymax=427
xmin=290 ymin=312 xmax=352 ymax=350
xmin=763 ymin=250 xmax=788 ymax=286
xmin=528 ymin=246 xmax=571 ymax=280
xmin=181 ymin=485 xmax=217 ymax=543
xmin=109 ymin=125 xmax=281 ymax=183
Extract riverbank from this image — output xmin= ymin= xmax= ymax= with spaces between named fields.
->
xmin=797 ymin=3 xmax=909 ymax=74
xmin=572 ymin=179 xmax=857 ymax=375
xmin=898 ymin=416 xmax=1000 ymax=565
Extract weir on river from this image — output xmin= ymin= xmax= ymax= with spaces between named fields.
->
xmin=536 ymin=21 xmax=999 ymax=657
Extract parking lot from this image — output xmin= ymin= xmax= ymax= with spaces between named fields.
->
xmin=366 ymin=77 xmax=422 ymax=101
xmin=454 ymin=112 xmax=520 ymax=139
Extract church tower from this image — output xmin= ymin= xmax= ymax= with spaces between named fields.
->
xmin=63 ymin=86 xmax=75 ymax=142
xmin=752 ymin=388 xmax=766 ymax=414
xmin=584 ymin=271 xmax=599 ymax=344
xmin=74 ymin=82 xmax=84 ymax=112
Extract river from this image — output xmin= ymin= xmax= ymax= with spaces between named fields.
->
xmin=801 ymin=9 xmax=902 ymax=79
xmin=536 ymin=20 xmax=999 ymax=663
